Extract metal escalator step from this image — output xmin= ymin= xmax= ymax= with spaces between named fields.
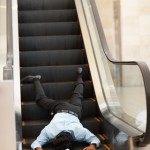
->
xmin=22 ymin=102 xmax=50 ymax=121
xmin=103 ymin=144 xmax=112 ymax=150
xmin=22 ymin=120 xmax=48 ymax=138
xmin=81 ymin=117 xmax=102 ymax=134
xmin=98 ymin=134 xmax=110 ymax=145
xmin=18 ymin=9 xmax=77 ymax=23
xmin=20 ymin=65 xmax=90 ymax=82
xmin=22 ymin=98 xmax=97 ymax=121
xmin=18 ymin=0 xmax=75 ymax=10
xmin=19 ymin=22 xmax=80 ymax=36
xmin=19 ymin=35 xmax=83 ymax=51
xmin=82 ymin=98 xmax=98 ymax=118
xmin=22 ymin=117 xmax=101 ymax=138
xmin=21 ymin=81 xmax=94 ymax=102
xmin=20 ymin=49 xmax=86 ymax=67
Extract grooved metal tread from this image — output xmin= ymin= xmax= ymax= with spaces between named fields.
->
xmin=19 ymin=35 xmax=83 ymax=51
xmin=18 ymin=0 xmax=75 ymax=10
xmin=18 ymin=9 xmax=77 ymax=23
xmin=20 ymin=65 xmax=90 ymax=82
xmin=19 ymin=22 xmax=80 ymax=36
xmin=21 ymin=81 xmax=94 ymax=102
xmin=20 ymin=49 xmax=86 ymax=67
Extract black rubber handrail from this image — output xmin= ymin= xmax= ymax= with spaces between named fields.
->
xmin=90 ymin=0 xmax=150 ymax=146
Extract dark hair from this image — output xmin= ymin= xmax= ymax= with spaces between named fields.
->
xmin=52 ymin=131 xmax=73 ymax=150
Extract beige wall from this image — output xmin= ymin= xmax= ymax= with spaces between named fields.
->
xmin=95 ymin=0 xmax=116 ymax=59
xmin=0 ymin=81 xmax=16 ymax=150
xmin=119 ymin=0 xmax=150 ymax=86
xmin=0 ymin=0 xmax=7 ymax=80
xmin=96 ymin=0 xmax=150 ymax=68
xmin=120 ymin=0 xmax=150 ymax=68
xmin=96 ymin=0 xmax=150 ymax=85
xmin=0 ymin=0 xmax=7 ymax=64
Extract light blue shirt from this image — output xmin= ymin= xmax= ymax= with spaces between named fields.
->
xmin=31 ymin=112 xmax=100 ymax=149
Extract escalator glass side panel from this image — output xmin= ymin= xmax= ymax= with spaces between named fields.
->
xmin=107 ymin=62 xmax=146 ymax=132
xmin=77 ymin=0 xmax=147 ymax=135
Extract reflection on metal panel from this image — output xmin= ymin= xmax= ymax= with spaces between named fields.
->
xmin=12 ymin=0 xmax=22 ymax=148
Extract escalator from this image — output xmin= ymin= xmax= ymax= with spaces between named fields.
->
xmin=15 ymin=0 xmax=150 ymax=149
xmin=18 ymin=0 xmax=111 ymax=149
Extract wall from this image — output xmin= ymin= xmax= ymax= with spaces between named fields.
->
xmin=120 ymin=0 xmax=150 ymax=68
xmin=96 ymin=0 xmax=150 ymax=68
xmin=118 ymin=0 xmax=150 ymax=86
xmin=0 ymin=0 xmax=7 ymax=80
xmin=0 ymin=81 xmax=16 ymax=150
xmin=95 ymin=0 xmax=116 ymax=59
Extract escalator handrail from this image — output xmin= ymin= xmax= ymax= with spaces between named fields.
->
xmin=90 ymin=0 xmax=150 ymax=146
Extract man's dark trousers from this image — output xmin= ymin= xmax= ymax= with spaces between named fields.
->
xmin=33 ymin=75 xmax=84 ymax=119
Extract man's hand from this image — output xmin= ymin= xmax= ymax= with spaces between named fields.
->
xmin=35 ymin=147 xmax=43 ymax=150
xmin=83 ymin=144 xmax=96 ymax=150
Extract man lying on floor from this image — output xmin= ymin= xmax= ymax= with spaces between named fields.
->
xmin=22 ymin=68 xmax=100 ymax=150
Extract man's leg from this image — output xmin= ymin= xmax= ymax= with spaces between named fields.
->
xmin=69 ymin=68 xmax=84 ymax=108
xmin=33 ymin=78 xmax=56 ymax=111
xmin=22 ymin=75 xmax=55 ymax=112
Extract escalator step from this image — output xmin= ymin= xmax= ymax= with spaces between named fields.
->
xmin=22 ymin=117 xmax=101 ymax=138
xmin=19 ymin=35 xmax=83 ymax=51
xmin=22 ymin=99 xmax=97 ymax=121
xmin=19 ymin=22 xmax=80 ymax=36
xmin=20 ymin=65 xmax=90 ymax=82
xmin=21 ymin=81 xmax=94 ymax=102
xmin=22 ymin=103 xmax=50 ymax=121
xmin=20 ymin=50 xmax=86 ymax=67
xmin=82 ymin=99 xmax=98 ymax=118
xmin=18 ymin=9 xmax=77 ymax=23
xmin=82 ymin=118 xmax=102 ymax=135
xmin=18 ymin=0 xmax=75 ymax=10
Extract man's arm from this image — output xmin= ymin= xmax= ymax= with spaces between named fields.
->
xmin=31 ymin=128 xmax=50 ymax=149
xmin=83 ymin=143 xmax=96 ymax=150
xmin=76 ymin=127 xmax=100 ymax=149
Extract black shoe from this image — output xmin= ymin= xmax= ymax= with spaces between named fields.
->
xmin=21 ymin=75 xmax=41 ymax=83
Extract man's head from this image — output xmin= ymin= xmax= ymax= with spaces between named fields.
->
xmin=52 ymin=131 xmax=73 ymax=150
